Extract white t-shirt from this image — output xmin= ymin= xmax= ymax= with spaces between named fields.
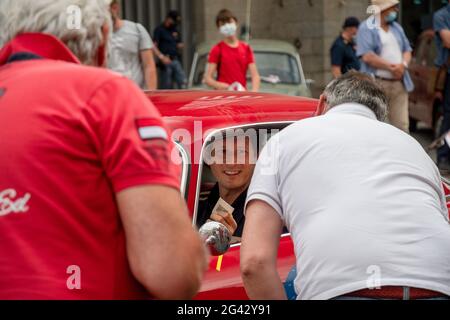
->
xmin=108 ymin=20 xmax=154 ymax=89
xmin=246 ymin=103 xmax=450 ymax=300
xmin=376 ymin=28 xmax=403 ymax=79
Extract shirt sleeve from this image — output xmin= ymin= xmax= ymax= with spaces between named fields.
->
xmin=208 ymin=44 xmax=220 ymax=64
xmin=136 ymin=23 xmax=154 ymax=51
xmin=245 ymin=137 xmax=283 ymax=220
xmin=247 ymin=45 xmax=255 ymax=65
xmin=330 ymin=43 xmax=344 ymax=66
xmin=84 ymin=76 xmax=181 ymax=193
xmin=434 ymin=11 xmax=448 ymax=34
xmin=356 ymin=25 xmax=376 ymax=57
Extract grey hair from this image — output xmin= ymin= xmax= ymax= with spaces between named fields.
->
xmin=0 ymin=0 xmax=112 ymax=65
xmin=323 ymin=71 xmax=388 ymax=121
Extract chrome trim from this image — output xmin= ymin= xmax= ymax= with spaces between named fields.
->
xmin=192 ymin=121 xmax=295 ymax=227
xmin=174 ymin=142 xmax=190 ymax=198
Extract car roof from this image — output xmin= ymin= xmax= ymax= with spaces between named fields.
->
xmin=146 ymin=90 xmax=318 ymax=133
xmin=195 ymin=39 xmax=300 ymax=56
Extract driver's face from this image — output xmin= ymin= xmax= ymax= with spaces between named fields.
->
xmin=209 ymin=139 xmax=256 ymax=192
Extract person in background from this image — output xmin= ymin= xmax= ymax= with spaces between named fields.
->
xmin=433 ymin=1 xmax=450 ymax=171
xmin=241 ymin=72 xmax=450 ymax=300
xmin=330 ymin=17 xmax=361 ymax=78
xmin=108 ymin=0 xmax=157 ymax=90
xmin=0 ymin=0 xmax=207 ymax=299
xmin=204 ymin=9 xmax=260 ymax=92
xmin=153 ymin=10 xmax=187 ymax=89
xmin=357 ymin=0 xmax=414 ymax=133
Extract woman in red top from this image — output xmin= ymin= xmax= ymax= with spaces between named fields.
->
xmin=204 ymin=9 xmax=261 ymax=92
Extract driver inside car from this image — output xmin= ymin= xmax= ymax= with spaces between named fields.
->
xmin=196 ymin=133 xmax=257 ymax=242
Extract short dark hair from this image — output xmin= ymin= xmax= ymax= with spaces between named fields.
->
xmin=216 ymin=9 xmax=237 ymax=28
xmin=343 ymin=16 xmax=360 ymax=29
xmin=167 ymin=10 xmax=180 ymax=21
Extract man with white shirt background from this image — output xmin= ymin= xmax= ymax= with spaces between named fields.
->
xmin=241 ymin=72 xmax=450 ymax=300
xmin=357 ymin=0 xmax=413 ymax=133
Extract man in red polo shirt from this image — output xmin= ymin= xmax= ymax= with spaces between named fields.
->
xmin=0 ymin=0 xmax=207 ymax=299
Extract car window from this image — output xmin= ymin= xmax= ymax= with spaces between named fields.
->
xmin=253 ymin=52 xmax=301 ymax=85
xmin=194 ymin=123 xmax=292 ymax=245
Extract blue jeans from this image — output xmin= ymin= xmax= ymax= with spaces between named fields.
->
xmin=160 ymin=59 xmax=186 ymax=89
xmin=438 ymin=73 xmax=450 ymax=162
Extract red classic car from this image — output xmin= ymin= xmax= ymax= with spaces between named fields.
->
xmin=146 ymin=90 xmax=450 ymax=300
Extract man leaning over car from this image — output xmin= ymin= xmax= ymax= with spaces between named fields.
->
xmin=241 ymin=71 xmax=450 ymax=300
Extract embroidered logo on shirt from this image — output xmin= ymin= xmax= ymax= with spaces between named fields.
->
xmin=0 ymin=189 xmax=31 ymax=217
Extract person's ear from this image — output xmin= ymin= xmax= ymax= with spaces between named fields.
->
xmin=316 ymin=94 xmax=328 ymax=116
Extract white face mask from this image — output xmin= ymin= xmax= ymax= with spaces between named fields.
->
xmin=219 ymin=22 xmax=237 ymax=37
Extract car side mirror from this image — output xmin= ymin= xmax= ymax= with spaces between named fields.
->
xmin=199 ymin=221 xmax=231 ymax=256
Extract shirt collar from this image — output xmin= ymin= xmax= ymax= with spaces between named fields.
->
xmin=0 ymin=33 xmax=80 ymax=66
xmin=325 ymin=103 xmax=377 ymax=120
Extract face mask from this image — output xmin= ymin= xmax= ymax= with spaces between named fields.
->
xmin=385 ymin=11 xmax=398 ymax=24
xmin=219 ymin=23 xmax=237 ymax=37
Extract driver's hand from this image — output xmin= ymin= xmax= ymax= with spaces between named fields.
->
xmin=209 ymin=212 xmax=237 ymax=236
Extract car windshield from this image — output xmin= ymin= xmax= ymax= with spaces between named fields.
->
xmin=192 ymin=51 xmax=301 ymax=86
xmin=253 ymin=52 xmax=301 ymax=85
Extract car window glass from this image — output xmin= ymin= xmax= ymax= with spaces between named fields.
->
xmin=251 ymin=52 xmax=301 ymax=85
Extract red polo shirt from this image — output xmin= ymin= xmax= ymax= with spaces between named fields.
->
xmin=0 ymin=33 xmax=180 ymax=299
